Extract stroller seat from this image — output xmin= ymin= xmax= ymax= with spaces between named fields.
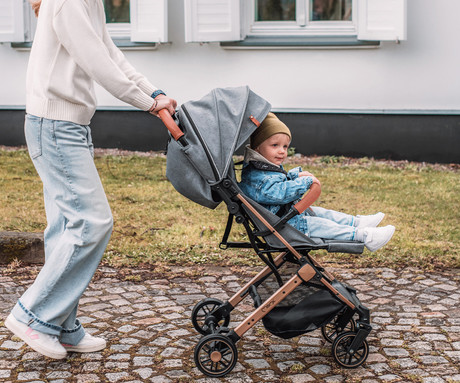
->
xmin=241 ymin=192 xmax=365 ymax=254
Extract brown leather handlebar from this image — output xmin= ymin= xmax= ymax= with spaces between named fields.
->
xmin=293 ymin=180 xmax=321 ymax=215
xmin=158 ymin=109 xmax=184 ymax=142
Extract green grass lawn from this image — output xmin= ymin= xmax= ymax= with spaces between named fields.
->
xmin=1 ymin=148 xmax=459 ymax=270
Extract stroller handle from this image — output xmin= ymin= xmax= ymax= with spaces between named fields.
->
xmin=158 ymin=109 xmax=186 ymax=144
xmin=293 ymin=180 xmax=321 ymax=214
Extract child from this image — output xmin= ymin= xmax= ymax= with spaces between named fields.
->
xmin=239 ymin=113 xmax=395 ymax=252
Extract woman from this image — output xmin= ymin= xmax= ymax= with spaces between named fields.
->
xmin=5 ymin=0 xmax=177 ymax=359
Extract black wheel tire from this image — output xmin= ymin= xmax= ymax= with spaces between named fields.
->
xmin=332 ymin=331 xmax=369 ymax=369
xmin=194 ymin=334 xmax=238 ymax=377
xmin=191 ymin=298 xmax=230 ymax=335
xmin=321 ymin=316 xmax=356 ymax=343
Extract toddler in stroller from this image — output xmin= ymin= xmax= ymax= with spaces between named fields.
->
xmin=239 ymin=112 xmax=395 ymax=252
xmin=160 ymin=87 xmax=393 ymax=377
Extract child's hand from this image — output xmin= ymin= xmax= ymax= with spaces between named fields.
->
xmin=298 ymin=171 xmax=315 ymax=178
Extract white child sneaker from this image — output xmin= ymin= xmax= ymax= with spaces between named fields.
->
xmin=358 ymin=225 xmax=395 ymax=252
xmin=61 ymin=332 xmax=106 ymax=353
xmin=355 ymin=212 xmax=385 ymax=228
xmin=4 ymin=314 xmax=67 ymax=359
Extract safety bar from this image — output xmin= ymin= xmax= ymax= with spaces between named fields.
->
xmin=253 ymin=181 xmax=321 ymax=237
xmin=293 ymin=180 xmax=321 ymax=215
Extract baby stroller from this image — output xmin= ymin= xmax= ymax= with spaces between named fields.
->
xmin=159 ymin=86 xmax=372 ymax=378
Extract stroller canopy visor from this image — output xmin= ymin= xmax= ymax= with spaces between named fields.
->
xmin=166 ymin=86 xmax=271 ymax=209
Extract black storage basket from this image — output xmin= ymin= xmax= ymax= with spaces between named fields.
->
xmin=250 ymin=262 xmax=345 ymax=339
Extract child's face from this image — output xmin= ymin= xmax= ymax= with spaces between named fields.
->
xmin=255 ymin=133 xmax=291 ymax=166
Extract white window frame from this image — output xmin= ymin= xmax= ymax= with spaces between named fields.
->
xmin=184 ymin=0 xmax=406 ymax=44
xmin=246 ymin=0 xmax=358 ymax=38
xmin=105 ymin=23 xmax=131 ymax=40
xmin=1 ymin=0 xmax=167 ymax=45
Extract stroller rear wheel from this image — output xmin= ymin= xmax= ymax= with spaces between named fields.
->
xmin=321 ymin=316 xmax=356 ymax=343
xmin=192 ymin=298 xmax=230 ymax=335
xmin=332 ymin=331 xmax=369 ymax=368
xmin=194 ymin=334 xmax=238 ymax=377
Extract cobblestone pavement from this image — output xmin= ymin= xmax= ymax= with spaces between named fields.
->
xmin=0 ymin=264 xmax=459 ymax=383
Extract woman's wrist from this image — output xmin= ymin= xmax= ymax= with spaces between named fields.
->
xmin=151 ymin=89 xmax=166 ymax=99
xmin=148 ymin=99 xmax=158 ymax=113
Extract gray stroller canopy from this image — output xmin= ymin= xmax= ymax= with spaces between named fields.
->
xmin=166 ymin=86 xmax=271 ymax=209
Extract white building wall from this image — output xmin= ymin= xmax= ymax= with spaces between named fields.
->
xmin=0 ymin=0 xmax=459 ymax=113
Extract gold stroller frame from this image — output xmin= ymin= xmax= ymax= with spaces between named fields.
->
xmin=191 ymin=190 xmax=372 ymax=377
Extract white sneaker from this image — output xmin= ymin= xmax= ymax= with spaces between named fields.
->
xmin=61 ymin=333 xmax=106 ymax=353
xmin=356 ymin=212 xmax=385 ymax=228
xmin=360 ymin=225 xmax=395 ymax=252
xmin=4 ymin=314 xmax=67 ymax=359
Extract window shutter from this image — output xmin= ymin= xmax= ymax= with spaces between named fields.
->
xmin=358 ymin=0 xmax=407 ymax=41
xmin=130 ymin=0 xmax=167 ymax=43
xmin=0 ymin=0 xmax=25 ymax=43
xmin=184 ymin=0 xmax=243 ymax=43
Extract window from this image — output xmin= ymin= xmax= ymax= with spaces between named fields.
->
xmin=0 ymin=0 xmax=168 ymax=44
xmin=311 ymin=0 xmax=352 ymax=21
xmin=184 ymin=0 xmax=407 ymax=45
xmin=255 ymin=0 xmax=296 ymax=21
xmin=248 ymin=0 xmax=357 ymax=37
xmin=104 ymin=0 xmax=131 ymax=23
xmin=104 ymin=0 xmax=131 ymax=39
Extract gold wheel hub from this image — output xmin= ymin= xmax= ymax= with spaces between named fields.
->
xmin=210 ymin=351 xmax=222 ymax=362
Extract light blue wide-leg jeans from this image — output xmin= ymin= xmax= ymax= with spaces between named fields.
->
xmin=11 ymin=115 xmax=113 ymax=345
xmin=300 ymin=206 xmax=357 ymax=241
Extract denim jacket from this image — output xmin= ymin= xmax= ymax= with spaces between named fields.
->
xmin=238 ymin=146 xmax=313 ymax=232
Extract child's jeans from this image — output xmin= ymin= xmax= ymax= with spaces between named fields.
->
xmin=11 ymin=115 xmax=113 ymax=345
xmin=298 ymin=206 xmax=357 ymax=241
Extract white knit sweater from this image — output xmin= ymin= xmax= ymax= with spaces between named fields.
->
xmin=26 ymin=0 xmax=157 ymax=125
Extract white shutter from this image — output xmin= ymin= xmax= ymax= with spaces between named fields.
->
xmin=184 ymin=0 xmax=242 ymax=43
xmin=358 ymin=0 xmax=407 ymax=41
xmin=0 ymin=0 xmax=25 ymax=43
xmin=130 ymin=0 xmax=167 ymax=43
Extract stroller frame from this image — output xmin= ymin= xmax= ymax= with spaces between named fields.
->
xmin=159 ymin=87 xmax=374 ymax=377
xmin=191 ymin=177 xmax=372 ymax=377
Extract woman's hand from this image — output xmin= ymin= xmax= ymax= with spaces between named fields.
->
xmin=149 ymin=95 xmax=177 ymax=117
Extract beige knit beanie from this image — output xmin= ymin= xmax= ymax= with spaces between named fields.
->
xmin=250 ymin=113 xmax=291 ymax=149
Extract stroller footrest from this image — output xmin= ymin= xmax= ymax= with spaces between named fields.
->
xmin=326 ymin=240 xmax=365 ymax=254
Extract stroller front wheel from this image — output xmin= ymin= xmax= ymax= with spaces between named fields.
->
xmin=321 ymin=316 xmax=356 ymax=343
xmin=194 ymin=334 xmax=238 ymax=377
xmin=191 ymin=298 xmax=231 ymax=335
xmin=332 ymin=331 xmax=369 ymax=369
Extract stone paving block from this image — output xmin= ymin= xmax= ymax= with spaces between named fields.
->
xmin=289 ymin=373 xmax=316 ymax=382
xmin=0 ymin=264 xmax=459 ymax=382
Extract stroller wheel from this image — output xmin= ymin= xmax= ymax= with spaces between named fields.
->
xmin=332 ymin=331 xmax=369 ymax=369
xmin=321 ymin=316 xmax=356 ymax=343
xmin=191 ymin=298 xmax=230 ymax=335
xmin=194 ymin=334 xmax=238 ymax=377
